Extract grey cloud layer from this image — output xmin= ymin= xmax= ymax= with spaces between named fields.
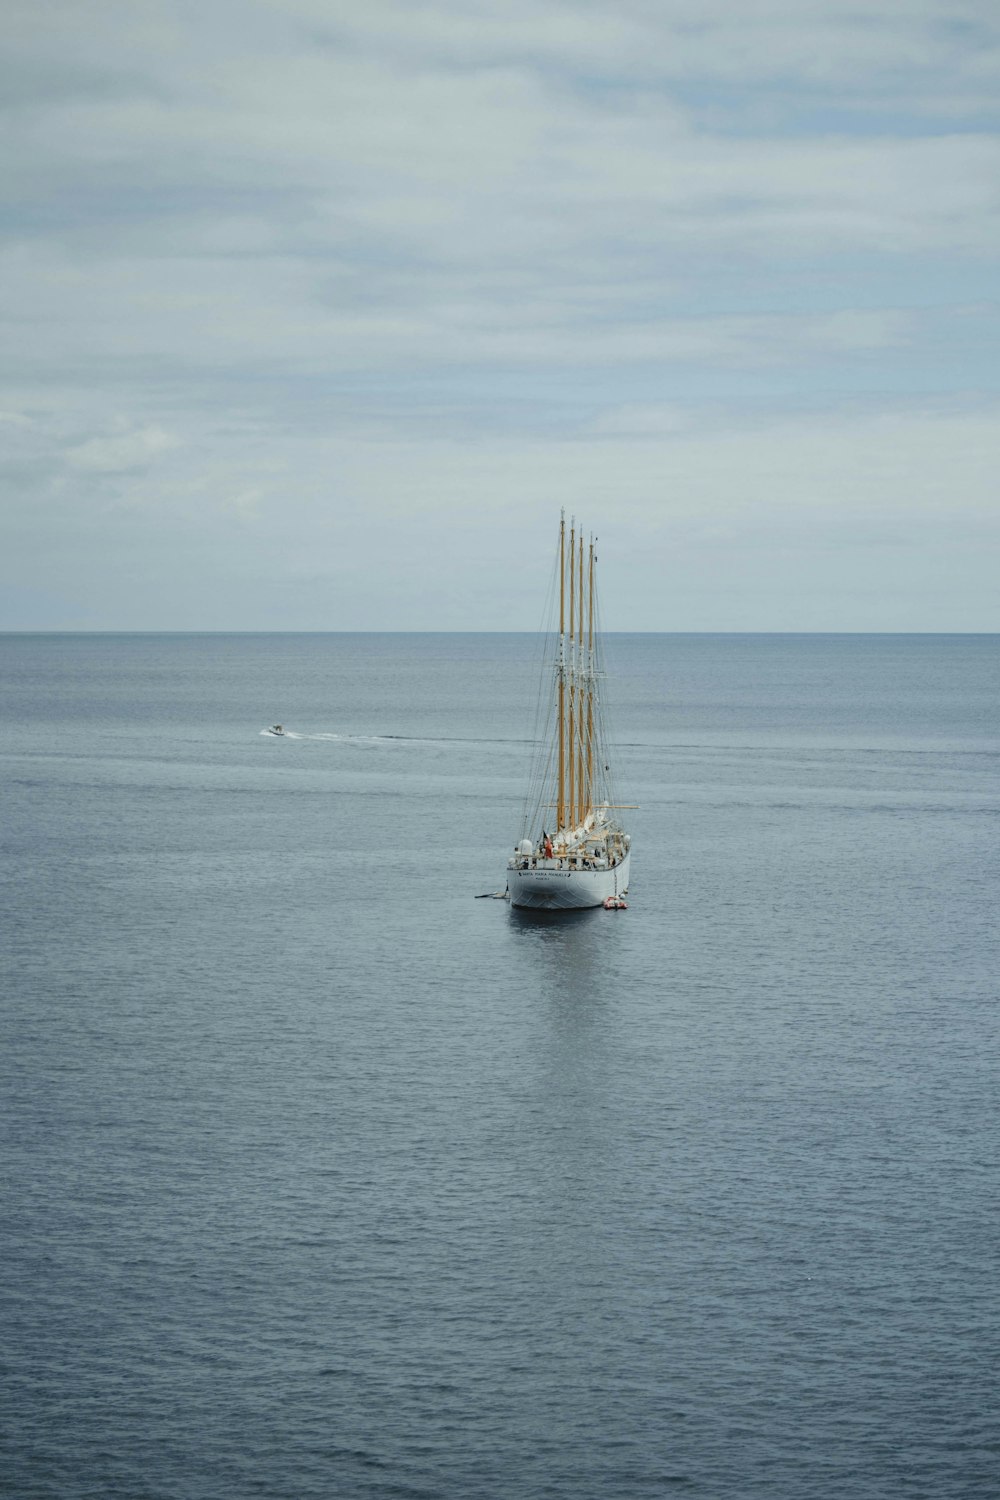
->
xmin=1 ymin=0 xmax=998 ymax=627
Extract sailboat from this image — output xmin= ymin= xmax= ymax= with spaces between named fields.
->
xmin=507 ymin=514 xmax=632 ymax=910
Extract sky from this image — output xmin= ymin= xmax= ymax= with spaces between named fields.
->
xmin=2 ymin=0 xmax=998 ymax=630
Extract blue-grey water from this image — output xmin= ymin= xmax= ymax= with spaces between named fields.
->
xmin=2 ymin=633 xmax=998 ymax=1499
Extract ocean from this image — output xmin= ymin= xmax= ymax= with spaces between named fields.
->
xmin=2 ymin=632 xmax=998 ymax=1499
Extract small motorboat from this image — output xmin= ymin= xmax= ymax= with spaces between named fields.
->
xmin=267 ymin=724 xmax=285 ymax=736
xmin=603 ymin=894 xmax=627 ymax=910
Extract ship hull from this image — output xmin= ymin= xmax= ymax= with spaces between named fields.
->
xmin=508 ymin=851 xmax=630 ymax=910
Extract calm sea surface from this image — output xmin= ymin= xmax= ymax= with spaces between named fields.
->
xmin=2 ymin=633 xmax=998 ymax=1499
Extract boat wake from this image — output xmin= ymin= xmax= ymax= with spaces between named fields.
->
xmin=259 ymin=729 xmax=440 ymax=747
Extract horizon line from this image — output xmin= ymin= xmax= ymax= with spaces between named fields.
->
xmin=1 ymin=629 xmax=997 ymax=638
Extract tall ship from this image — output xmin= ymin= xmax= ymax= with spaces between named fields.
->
xmin=507 ymin=514 xmax=632 ymax=910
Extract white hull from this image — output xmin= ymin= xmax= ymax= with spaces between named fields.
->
xmin=509 ymin=851 xmax=631 ymax=910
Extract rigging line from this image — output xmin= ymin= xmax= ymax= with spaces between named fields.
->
xmin=520 ymin=532 xmax=561 ymax=837
xmin=587 ymin=580 xmax=620 ymax=815
xmin=591 ymin=589 xmax=627 ymax=817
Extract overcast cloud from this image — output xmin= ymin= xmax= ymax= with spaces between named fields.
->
xmin=2 ymin=0 xmax=998 ymax=629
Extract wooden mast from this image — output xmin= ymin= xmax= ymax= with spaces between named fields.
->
xmin=557 ymin=512 xmax=566 ymax=833
xmin=587 ymin=537 xmax=595 ymax=819
xmin=567 ymin=520 xmax=576 ymax=833
xmin=577 ymin=530 xmax=585 ymax=824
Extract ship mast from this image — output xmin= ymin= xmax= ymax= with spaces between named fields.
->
xmin=567 ymin=520 xmax=576 ymax=833
xmin=557 ymin=512 xmax=566 ymax=832
xmin=577 ymin=529 xmax=585 ymax=825
xmin=554 ymin=517 xmax=600 ymax=839
xmin=587 ymin=537 xmax=595 ymax=816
